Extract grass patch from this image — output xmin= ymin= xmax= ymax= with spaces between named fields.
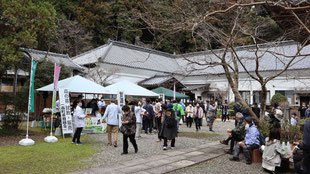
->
xmin=178 ymin=132 xmax=219 ymax=139
xmin=0 ymin=136 xmax=98 ymax=174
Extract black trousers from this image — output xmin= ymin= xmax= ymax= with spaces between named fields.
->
xmin=163 ymin=137 xmax=175 ymax=147
xmin=194 ymin=117 xmax=201 ymax=131
xmin=72 ymin=127 xmax=83 ymax=143
xmin=222 ymin=114 xmax=227 ymax=122
xmin=123 ymin=134 xmax=138 ymax=153
xmin=304 ymin=148 xmax=310 ymax=174
xmin=225 ymin=136 xmax=240 ymax=153
xmin=143 ymin=117 xmax=153 ymax=133
xmin=187 ymin=117 xmax=193 ymax=127
xmin=156 ymin=118 xmax=162 ymax=139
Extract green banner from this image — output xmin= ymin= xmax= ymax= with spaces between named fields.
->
xmin=28 ymin=59 xmax=37 ymax=113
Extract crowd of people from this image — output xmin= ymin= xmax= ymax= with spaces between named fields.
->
xmin=70 ymin=95 xmax=310 ymax=174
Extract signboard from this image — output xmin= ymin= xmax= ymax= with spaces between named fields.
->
xmin=59 ymin=88 xmax=74 ymax=136
xmin=159 ymin=93 xmax=165 ymax=103
xmin=83 ymin=116 xmax=106 ymax=133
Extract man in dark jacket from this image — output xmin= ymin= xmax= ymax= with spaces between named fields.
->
xmin=303 ymin=120 xmax=310 ymax=173
xmin=143 ymin=98 xmax=154 ymax=134
xmin=299 ymin=102 xmax=308 ymax=119
xmin=252 ymin=103 xmax=260 ymax=118
xmin=222 ymin=100 xmax=229 ymax=122
xmin=220 ymin=113 xmax=245 ymax=154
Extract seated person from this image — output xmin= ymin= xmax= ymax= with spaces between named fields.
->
xmin=293 ymin=140 xmax=304 ymax=174
xmin=262 ymin=128 xmax=290 ymax=173
xmin=220 ymin=112 xmax=245 ymax=154
xmin=229 ymin=116 xmax=260 ymax=164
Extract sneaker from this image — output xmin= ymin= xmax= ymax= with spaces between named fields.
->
xmin=163 ymin=146 xmax=167 ymax=150
xmin=209 ymin=130 xmax=215 ymax=133
xmin=76 ymin=142 xmax=83 ymax=145
xmin=229 ymin=157 xmax=240 ymax=162
xmin=71 ymin=141 xmax=75 ymax=144
xmin=171 ymin=147 xmax=176 ymax=150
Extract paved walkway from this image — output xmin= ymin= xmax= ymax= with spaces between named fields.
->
xmin=72 ymin=141 xmax=226 ymax=174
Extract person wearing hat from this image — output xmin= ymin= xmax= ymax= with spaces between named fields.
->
xmin=230 ymin=116 xmax=260 ymax=164
xmin=220 ymin=112 xmax=246 ymax=154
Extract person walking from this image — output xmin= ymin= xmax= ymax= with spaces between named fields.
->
xmin=154 ymin=99 xmax=162 ymax=134
xmin=160 ymin=108 xmax=178 ymax=150
xmin=120 ymin=105 xmax=138 ymax=155
xmin=133 ymin=101 xmax=145 ymax=138
xmin=221 ymin=100 xmax=229 ymax=122
xmin=185 ymin=102 xmax=194 ymax=128
xmin=299 ymin=102 xmax=308 ymax=119
xmin=103 ymin=100 xmax=122 ymax=147
xmin=208 ymin=100 xmax=217 ymax=133
xmin=173 ymin=99 xmax=185 ymax=132
xmin=72 ymin=99 xmax=86 ymax=145
xmin=143 ymin=99 xmax=154 ymax=134
xmin=194 ymin=103 xmax=203 ymax=132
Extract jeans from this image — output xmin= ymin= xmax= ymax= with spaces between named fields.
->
xmin=123 ymin=134 xmax=138 ymax=153
xmin=164 ymin=137 xmax=175 ymax=147
xmin=143 ymin=117 xmax=152 ymax=133
xmin=72 ymin=127 xmax=83 ymax=143
xmin=234 ymin=143 xmax=259 ymax=163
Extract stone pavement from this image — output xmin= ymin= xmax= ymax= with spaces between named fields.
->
xmin=72 ymin=141 xmax=226 ymax=174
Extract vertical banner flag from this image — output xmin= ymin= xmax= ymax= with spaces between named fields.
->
xmin=59 ymin=88 xmax=73 ymax=135
xmin=28 ymin=59 xmax=37 ymax=113
xmin=52 ymin=64 xmax=61 ymax=114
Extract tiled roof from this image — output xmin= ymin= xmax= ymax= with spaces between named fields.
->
xmin=176 ymin=41 xmax=310 ymax=75
xmin=139 ymin=76 xmax=173 ymax=86
xmin=99 ymin=41 xmax=182 ymax=73
xmin=72 ymin=40 xmax=310 ymax=75
xmin=21 ymin=48 xmax=83 ymax=70
xmin=71 ymin=44 xmax=109 ymax=65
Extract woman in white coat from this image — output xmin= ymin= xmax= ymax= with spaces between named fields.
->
xmin=72 ymin=99 xmax=86 ymax=145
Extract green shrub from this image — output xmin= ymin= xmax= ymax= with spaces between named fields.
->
xmin=1 ymin=110 xmax=23 ymax=131
xmin=270 ymin=93 xmax=287 ymax=107
xmin=228 ymin=102 xmax=235 ymax=110
xmin=281 ymin=124 xmax=303 ymax=142
xmin=228 ymin=110 xmax=235 ymax=116
xmin=258 ymin=118 xmax=270 ymax=138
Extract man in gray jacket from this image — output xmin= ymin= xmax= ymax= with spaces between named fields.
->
xmin=103 ymin=100 xmax=122 ymax=147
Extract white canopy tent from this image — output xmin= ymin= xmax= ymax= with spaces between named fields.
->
xmin=36 ymin=75 xmax=115 ymax=94
xmin=104 ymin=80 xmax=159 ymax=97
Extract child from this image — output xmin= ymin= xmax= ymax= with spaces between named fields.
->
xmin=262 ymin=129 xmax=290 ymax=172
xmin=159 ymin=108 xmax=178 ymax=150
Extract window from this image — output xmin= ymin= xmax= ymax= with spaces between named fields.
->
xmin=275 ymin=90 xmax=294 ymax=104
xmin=0 ymin=78 xmax=13 ymax=92
xmin=239 ymin=91 xmax=250 ymax=102
xmin=253 ymin=91 xmax=270 ymax=105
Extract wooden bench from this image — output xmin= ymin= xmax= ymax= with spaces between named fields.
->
xmin=251 ymin=148 xmax=262 ymax=163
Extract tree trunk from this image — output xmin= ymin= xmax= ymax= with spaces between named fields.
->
xmin=260 ymin=84 xmax=267 ymax=120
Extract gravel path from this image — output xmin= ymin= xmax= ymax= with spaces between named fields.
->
xmin=85 ymin=118 xmax=233 ymax=168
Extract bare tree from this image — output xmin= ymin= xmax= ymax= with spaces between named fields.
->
xmin=134 ymin=0 xmax=310 ymax=124
xmin=87 ymin=64 xmax=120 ymax=86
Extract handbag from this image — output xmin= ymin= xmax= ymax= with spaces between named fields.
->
xmin=119 ymin=125 xmax=127 ymax=134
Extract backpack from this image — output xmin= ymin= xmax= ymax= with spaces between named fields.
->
xmin=174 ymin=104 xmax=181 ymax=118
